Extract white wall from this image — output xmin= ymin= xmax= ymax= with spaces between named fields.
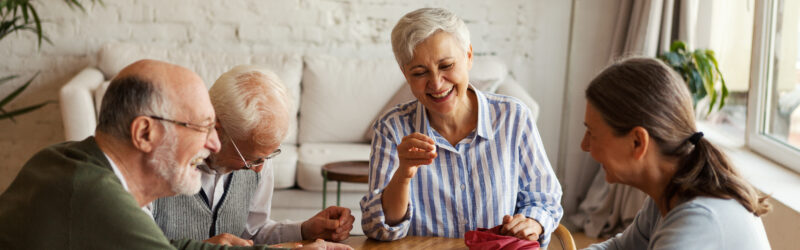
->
xmin=0 ymin=0 xmax=572 ymax=193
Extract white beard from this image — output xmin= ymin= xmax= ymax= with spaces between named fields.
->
xmin=149 ymin=129 xmax=204 ymax=195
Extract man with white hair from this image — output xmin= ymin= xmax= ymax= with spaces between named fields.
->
xmin=152 ymin=65 xmax=355 ymax=246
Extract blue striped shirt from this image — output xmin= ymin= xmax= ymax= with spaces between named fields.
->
xmin=359 ymin=88 xmax=563 ymax=246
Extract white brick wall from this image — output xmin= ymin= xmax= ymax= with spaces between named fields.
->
xmin=0 ymin=0 xmax=571 ymax=192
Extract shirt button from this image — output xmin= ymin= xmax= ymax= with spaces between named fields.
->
xmin=460 ymin=184 xmax=466 ymax=190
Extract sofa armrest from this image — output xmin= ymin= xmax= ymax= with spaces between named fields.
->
xmin=60 ymin=67 xmax=106 ymax=141
xmin=495 ymin=78 xmax=540 ymax=122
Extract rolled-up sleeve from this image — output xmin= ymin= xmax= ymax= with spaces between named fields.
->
xmin=359 ymin=121 xmax=413 ymax=241
xmin=516 ymin=107 xmax=563 ymax=247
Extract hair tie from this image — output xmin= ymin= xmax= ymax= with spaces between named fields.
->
xmin=688 ymin=132 xmax=704 ymax=145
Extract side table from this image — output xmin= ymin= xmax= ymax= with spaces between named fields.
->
xmin=321 ymin=160 xmax=369 ymax=209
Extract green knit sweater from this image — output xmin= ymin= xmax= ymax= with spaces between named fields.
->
xmin=0 ymin=137 xmax=284 ymax=250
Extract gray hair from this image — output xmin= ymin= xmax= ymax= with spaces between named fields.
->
xmin=97 ymin=76 xmax=172 ymax=141
xmin=391 ymin=7 xmax=471 ymax=69
xmin=209 ymin=65 xmax=291 ymax=147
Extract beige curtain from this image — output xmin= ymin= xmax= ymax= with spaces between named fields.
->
xmin=567 ymin=0 xmax=698 ymax=238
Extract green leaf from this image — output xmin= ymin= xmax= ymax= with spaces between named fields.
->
xmin=0 ymin=75 xmax=19 ymax=86
xmin=705 ymin=50 xmax=728 ymax=110
xmin=693 ymin=51 xmax=717 ymax=108
xmin=65 ymin=0 xmax=87 ymax=12
xmin=670 ymin=40 xmax=687 ymax=53
xmin=0 ymin=101 xmax=52 ymax=121
xmin=21 ymin=1 xmax=29 ymax=22
xmin=0 ymin=72 xmax=39 ymax=108
xmin=28 ymin=1 xmax=44 ymax=48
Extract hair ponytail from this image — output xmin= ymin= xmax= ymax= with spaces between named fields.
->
xmin=665 ymin=138 xmax=770 ymax=216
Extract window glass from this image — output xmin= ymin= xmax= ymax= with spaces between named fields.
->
xmin=762 ymin=0 xmax=800 ymax=149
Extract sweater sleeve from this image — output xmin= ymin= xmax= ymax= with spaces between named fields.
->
xmin=585 ymin=199 xmax=657 ymax=250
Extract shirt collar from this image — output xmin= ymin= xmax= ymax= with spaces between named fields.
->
xmin=413 ymin=84 xmax=494 ymax=142
xmin=103 ymin=152 xmax=130 ymax=193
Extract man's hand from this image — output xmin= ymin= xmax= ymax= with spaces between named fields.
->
xmin=203 ymin=233 xmax=253 ymax=246
xmin=500 ymin=214 xmax=543 ymax=241
xmin=301 ymin=206 xmax=355 ymax=241
xmin=295 ymin=239 xmax=353 ymax=250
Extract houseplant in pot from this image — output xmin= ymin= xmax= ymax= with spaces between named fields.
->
xmin=659 ymin=40 xmax=729 ymax=115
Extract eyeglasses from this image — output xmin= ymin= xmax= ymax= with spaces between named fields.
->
xmin=148 ymin=115 xmax=215 ymax=140
xmin=228 ymin=137 xmax=281 ymax=170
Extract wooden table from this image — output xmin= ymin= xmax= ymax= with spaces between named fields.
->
xmin=275 ymin=236 xmax=467 ymax=250
xmin=321 ymin=161 xmax=369 ymax=208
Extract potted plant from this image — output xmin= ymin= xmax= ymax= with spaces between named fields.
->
xmin=1 ymin=0 xmax=97 ymax=121
xmin=659 ymin=40 xmax=729 ymax=115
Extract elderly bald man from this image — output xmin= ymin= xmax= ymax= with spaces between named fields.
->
xmin=0 ymin=60 xmax=349 ymax=250
xmin=152 ymin=65 xmax=355 ymax=246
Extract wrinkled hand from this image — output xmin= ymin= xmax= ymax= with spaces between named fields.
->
xmin=295 ymin=239 xmax=353 ymax=250
xmin=203 ymin=233 xmax=253 ymax=246
xmin=500 ymin=214 xmax=543 ymax=241
xmin=301 ymin=206 xmax=355 ymax=241
xmin=396 ymin=132 xmax=437 ymax=179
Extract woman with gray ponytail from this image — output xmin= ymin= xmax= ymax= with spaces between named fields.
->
xmin=581 ymin=57 xmax=771 ymax=250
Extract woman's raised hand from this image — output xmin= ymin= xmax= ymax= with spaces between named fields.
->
xmin=396 ymin=132 xmax=437 ymax=179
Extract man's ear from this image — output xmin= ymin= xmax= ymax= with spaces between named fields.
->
xmin=130 ymin=116 xmax=160 ymax=153
xmin=630 ymin=126 xmax=649 ymax=160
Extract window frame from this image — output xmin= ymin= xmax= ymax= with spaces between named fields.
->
xmin=746 ymin=0 xmax=800 ymax=173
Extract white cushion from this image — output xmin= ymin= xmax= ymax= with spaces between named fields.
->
xmin=96 ymin=43 xmax=303 ymax=144
xmin=271 ymin=145 xmax=298 ymax=189
xmin=468 ymin=57 xmax=508 ymax=90
xmin=93 ymin=80 xmax=111 ymax=116
xmin=296 ymin=143 xmax=371 ymax=191
xmin=299 ymin=55 xmax=406 ymax=143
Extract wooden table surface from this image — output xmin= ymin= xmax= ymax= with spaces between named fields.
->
xmin=321 ymin=160 xmax=370 ymax=183
xmin=279 ymin=236 xmax=467 ymax=250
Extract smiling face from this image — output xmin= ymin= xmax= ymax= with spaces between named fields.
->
xmin=581 ymin=102 xmax=637 ymax=184
xmin=402 ymin=31 xmax=473 ymax=117
xmin=156 ymin=64 xmax=220 ymax=194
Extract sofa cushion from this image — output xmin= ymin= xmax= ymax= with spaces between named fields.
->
xmin=271 ymin=144 xmax=298 ymax=189
xmin=299 ymin=55 xmax=406 ymax=143
xmin=296 ymin=143 xmax=371 ymax=192
xmin=96 ymin=43 xmax=303 ymax=144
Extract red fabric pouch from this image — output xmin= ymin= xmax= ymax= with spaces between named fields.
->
xmin=464 ymin=226 xmax=540 ymax=250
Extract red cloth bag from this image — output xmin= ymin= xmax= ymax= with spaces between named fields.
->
xmin=464 ymin=226 xmax=540 ymax=250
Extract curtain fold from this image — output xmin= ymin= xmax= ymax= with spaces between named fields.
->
xmin=567 ymin=0 xmax=698 ymax=238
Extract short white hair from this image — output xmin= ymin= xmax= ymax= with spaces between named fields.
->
xmin=391 ymin=8 xmax=471 ymax=69
xmin=209 ymin=65 xmax=291 ymax=147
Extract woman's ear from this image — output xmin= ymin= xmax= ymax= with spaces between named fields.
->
xmin=466 ymin=44 xmax=474 ymax=70
xmin=630 ymin=126 xmax=650 ymax=160
xmin=130 ymin=116 xmax=160 ymax=153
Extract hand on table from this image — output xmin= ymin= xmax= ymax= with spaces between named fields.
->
xmin=396 ymin=132 xmax=437 ymax=179
xmin=295 ymin=239 xmax=353 ymax=250
xmin=500 ymin=214 xmax=543 ymax=241
xmin=301 ymin=206 xmax=355 ymax=241
xmin=203 ymin=233 xmax=253 ymax=246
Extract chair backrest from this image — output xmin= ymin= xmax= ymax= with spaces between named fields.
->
xmin=550 ymin=224 xmax=577 ymax=250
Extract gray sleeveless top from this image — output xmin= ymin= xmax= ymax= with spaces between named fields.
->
xmin=152 ymin=169 xmax=259 ymax=241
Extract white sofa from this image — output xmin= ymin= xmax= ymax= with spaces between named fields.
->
xmin=59 ymin=43 xmax=540 ymax=235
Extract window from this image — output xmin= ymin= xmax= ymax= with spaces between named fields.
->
xmin=747 ymin=0 xmax=800 ymax=172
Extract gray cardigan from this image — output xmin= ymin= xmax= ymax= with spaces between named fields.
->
xmin=585 ymin=197 xmax=770 ymax=250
